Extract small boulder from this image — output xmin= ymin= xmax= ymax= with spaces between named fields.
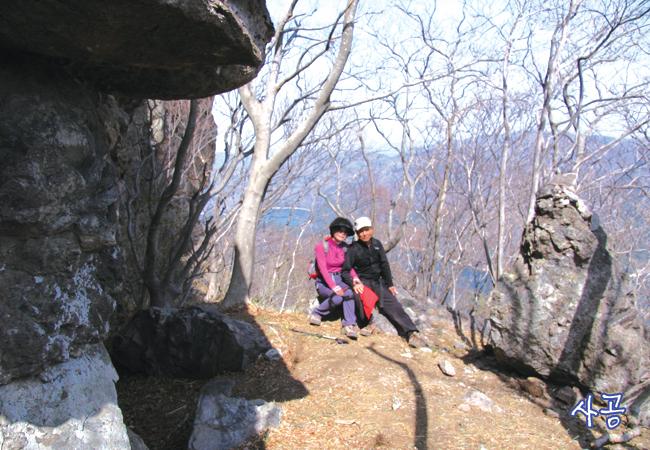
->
xmin=555 ymin=386 xmax=581 ymax=405
xmin=265 ymin=348 xmax=283 ymax=361
xmin=438 ymin=359 xmax=456 ymax=377
xmin=519 ymin=377 xmax=547 ymax=398
xmin=0 ymin=344 xmax=130 ymax=449
xmin=461 ymin=389 xmax=501 ymax=413
xmin=544 ymin=408 xmax=560 ymax=419
xmin=128 ymin=428 xmax=150 ymax=450
xmin=188 ymin=383 xmax=281 ymax=450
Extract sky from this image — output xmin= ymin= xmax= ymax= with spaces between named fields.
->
xmin=213 ymin=0 xmax=650 ymax=155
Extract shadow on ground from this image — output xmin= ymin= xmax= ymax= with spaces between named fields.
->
xmin=113 ymin=301 xmax=309 ymax=450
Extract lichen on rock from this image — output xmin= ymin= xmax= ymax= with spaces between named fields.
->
xmin=489 ymin=174 xmax=650 ymax=425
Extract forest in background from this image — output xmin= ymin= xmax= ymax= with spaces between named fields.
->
xmin=113 ymin=0 xmax=650 ymax=329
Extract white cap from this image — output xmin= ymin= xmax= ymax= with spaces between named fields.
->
xmin=354 ymin=216 xmax=372 ymax=231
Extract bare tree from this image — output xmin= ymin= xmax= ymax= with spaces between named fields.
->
xmin=220 ymin=0 xmax=360 ymax=308
xmin=122 ymin=98 xmax=248 ymax=308
xmin=516 ymin=0 xmax=650 ymax=221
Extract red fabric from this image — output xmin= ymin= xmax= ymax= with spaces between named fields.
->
xmin=360 ymin=287 xmax=378 ymax=318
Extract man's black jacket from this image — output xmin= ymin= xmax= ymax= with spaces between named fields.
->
xmin=341 ymin=237 xmax=394 ymax=288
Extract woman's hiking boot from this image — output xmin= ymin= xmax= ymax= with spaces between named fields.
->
xmin=359 ymin=321 xmax=377 ymax=337
xmin=408 ymin=332 xmax=428 ymax=348
xmin=309 ymin=314 xmax=321 ymax=326
xmin=341 ymin=325 xmax=358 ymax=339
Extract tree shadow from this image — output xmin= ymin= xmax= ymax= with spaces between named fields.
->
xmin=491 ymin=222 xmax=615 ymax=449
xmin=218 ymin=303 xmax=311 ymax=403
xmin=445 ymin=306 xmax=481 ymax=351
xmin=550 ymin=227 xmax=611 ymax=385
xmin=551 ymin=227 xmax=612 ymax=448
xmin=368 ymin=343 xmax=428 ymax=450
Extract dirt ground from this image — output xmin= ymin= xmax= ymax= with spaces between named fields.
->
xmin=115 ymin=306 xmax=650 ymax=450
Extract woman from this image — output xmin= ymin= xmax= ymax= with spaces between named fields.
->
xmin=309 ymin=217 xmax=359 ymax=338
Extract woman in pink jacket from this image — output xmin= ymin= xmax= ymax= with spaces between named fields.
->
xmin=309 ymin=217 xmax=359 ymax=338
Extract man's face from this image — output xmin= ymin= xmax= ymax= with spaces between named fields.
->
xmin=357 ymin=226 xmax=373 ymax=244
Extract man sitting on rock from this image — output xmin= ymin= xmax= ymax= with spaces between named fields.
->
xmin=341 ymin=216 xmax=427 ymax=348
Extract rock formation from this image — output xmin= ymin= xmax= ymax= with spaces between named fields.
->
xmin=0 ymin=344 xmax=130 ymax=449
xmin=0 ymin=0 xmax=273 ymax=447
xmin=0 ymin=0 xmax=274 ymax=99
xmin=0 ymin=60 xmax=128 ymax=385
xmin=1 ymin=0 xmax=272 ymax=386
xmin=489 ymin=174 xmax=650 ymax=424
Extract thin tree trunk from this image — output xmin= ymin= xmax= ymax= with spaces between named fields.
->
xmin=220 ymin=0 xmax=360 ymax=308
xmin=525 ymin=0 xmax=579 ymax=223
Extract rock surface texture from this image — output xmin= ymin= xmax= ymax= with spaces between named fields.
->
xmin=489 ymin=174 xmax=650 ymax=424
xmin=188 ymin=379 xmax=281 ymax=450
xmin=0 ymin=62 xmax=126 ymax=385
xmin=111 ymin=305 xmax=272 ymax=378
xmin=0 ymin=1 xmax=272 ymax=448
xmin=0 ymin=344 xmax=132 ymax=449
xmin=1 ymin=0 xmax=272 ymax=388
xmin=0 ymin=0 xmax=274 ymax=99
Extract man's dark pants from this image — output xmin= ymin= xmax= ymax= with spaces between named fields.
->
xmin=356 ymin=278 xmax=417 ymax=337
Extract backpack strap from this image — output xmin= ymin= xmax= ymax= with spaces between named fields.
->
xmin=323 ymin=240 xmax=348 ymax=254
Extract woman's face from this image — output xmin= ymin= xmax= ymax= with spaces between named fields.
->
xmin=332 ymin=227 xmax=349 ymax=242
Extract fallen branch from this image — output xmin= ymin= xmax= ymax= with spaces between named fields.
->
xmin=259 ymin=322 xmax=349 ymax=344
xmin=165 ymin=404 xmax=187 ymax=416
xmin=593 ymin=415 xmax=642 ymax=448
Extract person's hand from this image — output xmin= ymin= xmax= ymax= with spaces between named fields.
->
xmin=389 ymin=286 xmax=398 ymax=296
xmin=353 ymin=283 xmax=364 ymax=294
xmin=333 ymin=286 xmax=343 ymax=296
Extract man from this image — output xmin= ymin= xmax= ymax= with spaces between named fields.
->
xmin=341 ymin=217 xmax=428 ymax=348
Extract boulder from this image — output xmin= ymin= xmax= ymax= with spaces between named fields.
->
xmin=371 ymin=287 xmax=423 ymax=336
xmin=0 ymin=0 xmax=274 ymax=99
xmin=111 ymin=305 xmax=272 ymax=378
xmin=0 ymin=61 xmax=126 ymax=385
xmin=489 ymin=174 xmax=650 ymax=424
xmin=0 ymin=344 xmax=130 ymax=449
xmin=188 ymin=381 xmax=281 ymax=450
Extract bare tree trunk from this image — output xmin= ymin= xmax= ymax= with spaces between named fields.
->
xmin=431 ymin=115 xmax=454 ymax=278
xmin=497 ymin=8 xmax=523 ymax=280
xmin=220 ymin=0 xmax=359 ymax=308
xmin=525 ymin=0 xmax=580 ymax=223
xmin=224 ymin=169 xmax=269 ymax=306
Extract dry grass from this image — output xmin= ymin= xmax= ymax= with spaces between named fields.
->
xmin=116 ymin=306 xmax=650 ymax=450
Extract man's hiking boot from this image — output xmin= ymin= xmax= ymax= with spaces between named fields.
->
xmin=408 ymin=332 xmax=428 ymax=348
xmin=341 ymin=325 xmax=358 ymax=339
xmin=309 ymin=314 xmax=321 ymax=326
xmin=359 ymin=321 xmax=377 ymax=337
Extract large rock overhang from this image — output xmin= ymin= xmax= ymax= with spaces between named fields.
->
xmin=0 ymin=0 xmax=274 ymax=99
